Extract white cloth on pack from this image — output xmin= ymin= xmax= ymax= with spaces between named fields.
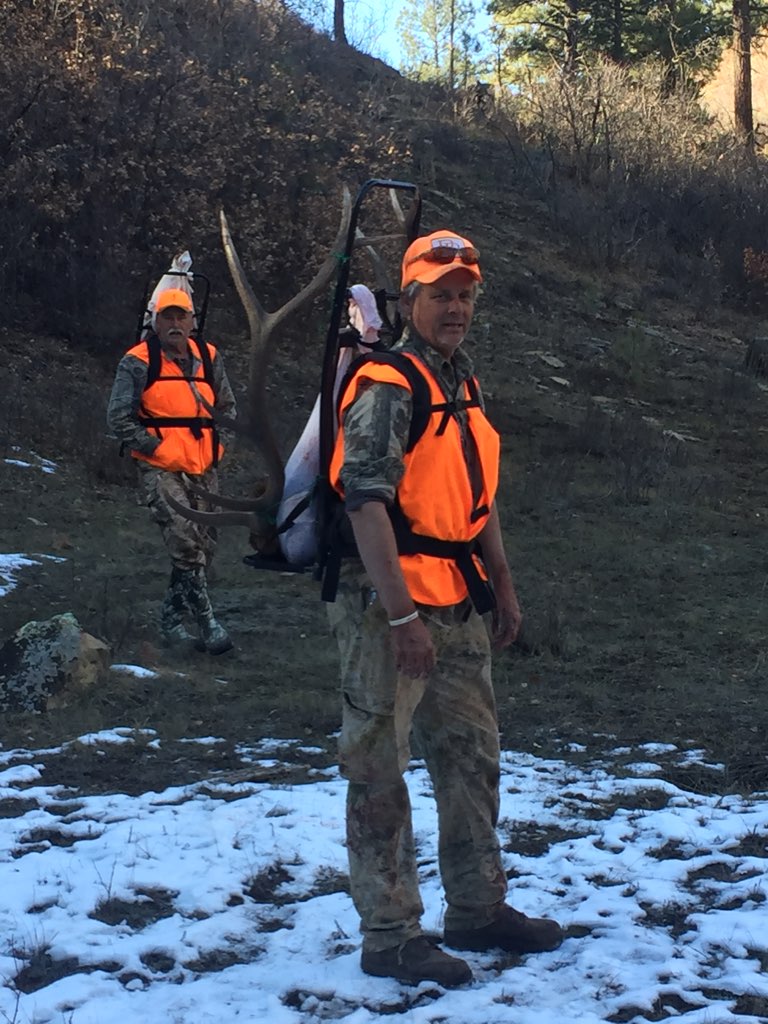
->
xmin=348 ymin=283 xmax=382 ymax=346
xmin=276 ymin=285 xmax=381 ymax=566
xmin=143 ymin=251 xmax=195 ymax=335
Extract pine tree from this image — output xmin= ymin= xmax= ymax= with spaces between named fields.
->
xmin=488 ymin=0 xmax=734 ymax=85
xmin=733 ymin=0 xmax=754 ymax=148
xmin=397 ymin=0 xmax=485 ymax=89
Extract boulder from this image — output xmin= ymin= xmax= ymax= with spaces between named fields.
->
xmin=0 ymin=612 xmax=110 ymax=712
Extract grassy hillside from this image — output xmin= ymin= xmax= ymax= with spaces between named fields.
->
xmin=3 ymin=5 xmax=768 ymax=796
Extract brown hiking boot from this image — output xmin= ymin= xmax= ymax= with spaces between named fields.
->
xmin=361 ymin=936 xmax=473 ymax=987
xmin=444 ymin=904 xmax=563 ymax=954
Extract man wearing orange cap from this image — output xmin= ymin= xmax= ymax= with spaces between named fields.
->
xmin=329 ymin=230 xmax=563 ymax=986
xmin=107 ymin=287 xmax=236 ymax=655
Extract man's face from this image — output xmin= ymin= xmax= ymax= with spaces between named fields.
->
xmin=156 ymin=307 xmax=193 ymax=352
xmin=405 ymin=268 xmax=477 ymax=359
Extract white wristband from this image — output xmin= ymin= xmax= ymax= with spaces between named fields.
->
xmin=388 ymin=610 xmax=419 ymax=627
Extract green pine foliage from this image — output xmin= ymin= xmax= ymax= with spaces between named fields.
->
xmin=396 ymin=0 xmax=487 ymax=88
xmin=488 ymin=1 xmax=740 ymax=86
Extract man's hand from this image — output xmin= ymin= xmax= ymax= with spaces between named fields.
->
xmin=490 ymin=575 xmax=522 ymax=651
xmin=390 ymin=616 xmax=436 ymax=678
xmin=476 ymin=502 xmax=522 ymax=651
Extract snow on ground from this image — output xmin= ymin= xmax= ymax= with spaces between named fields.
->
xmin=1 ymin=721 xmax=767 ymax=1024
xmin=3 ymin=448 xmax=58 ymax=475
xmin=0 ymin=554 xmax=66 ymax=600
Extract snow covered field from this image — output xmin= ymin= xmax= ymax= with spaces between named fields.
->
xmin=1 ymin=724 xmax=768 ymax=1024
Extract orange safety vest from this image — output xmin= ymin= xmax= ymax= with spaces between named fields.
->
xmin=127 ymin=337 xmax=223 ymax=475
xmin=331 ymin=351 xmax=500 ymax=607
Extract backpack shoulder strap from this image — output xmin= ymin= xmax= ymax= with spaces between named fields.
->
xmin=370 ymin=352 xmax=433 ymax=452
xmin=143 ymin=336 xmax=216 ymax=391
xmin=144 ymin=336 xmax=162 ymax=390
xmin=191 ymin=338 xmax=215 ymax=389
xmin=466 ymin=375 xmax=481 ymax=405
xmin=339 ymin=351 xmax=434 ymax=453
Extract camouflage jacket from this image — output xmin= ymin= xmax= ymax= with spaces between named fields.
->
xmin=339 ymin=329 xmax=484 ymax=512
xmin=106 ymin=337 xmax=236 ymax=457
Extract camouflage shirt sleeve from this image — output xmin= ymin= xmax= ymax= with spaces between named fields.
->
xmin=339 ymin=379 xmax=413 ymax=512
xmin=211 ymin=349 xmax=237 ymax=451
xmin=106 ymin=354 xmax=161 ymax=455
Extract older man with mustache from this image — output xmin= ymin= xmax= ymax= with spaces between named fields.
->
xmin=328 ymin=230 xmax=564 ymax=987
xmin=107 ymin=287 xmax=236 ymax=655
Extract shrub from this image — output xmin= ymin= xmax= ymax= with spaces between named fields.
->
xmin=490 ymin=58 xmax=768 ymax=305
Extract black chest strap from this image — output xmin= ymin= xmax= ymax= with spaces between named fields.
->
xmin=388 ymin=502 xmax=496 ymax=615
xmin=432 ymin=375 xmax=482 ymax=435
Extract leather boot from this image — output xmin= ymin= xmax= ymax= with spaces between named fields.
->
xmin=160 ymin=568 xmax=196 ymax=647
xmin=184 ymin=566 xmax=233 ymax=655
xmin=361 ymin=936 xmax=472 ymax=987
xmin=444 ymin=904 xmax=563 ymax=955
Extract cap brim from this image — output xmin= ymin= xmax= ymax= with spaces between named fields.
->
xmin=404 ymin=261 xmax=483 ymax=288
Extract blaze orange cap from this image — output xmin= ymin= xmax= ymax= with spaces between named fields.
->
xmin=155 ymin=288 xmax=194 ymax=313
xmin=401 ymin=229 xmax=483 ymax=289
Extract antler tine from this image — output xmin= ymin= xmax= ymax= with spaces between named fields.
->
xmin=390 ymin=188 xmax=421 ymax=243
xmin=389 ymin=188 xmax=407 ymax=232
xmin=355 ymin=226 xmax=396 ymax=294
xmin=196 ymin=392 xmax=242 ymax=441
xmin=267 ymin=185 xmax=352 ymax=337
xmin=199 ymin=387 xmax=281 ymax=458
xmin=247 ymin=184 xmax=352 ymax=512
xmin=217 ymin=209 xmax=284 ymax=512
xmin=220 ymin=208 xmax=266 ymax=344
xmin=353 ymin=190 xmax=413 ymax=298
xmin=165 ymin=491 xmax=257 ymax=529
xmin=167 ymin=488 xmax=279 ymax=555
xmin=184 ymin=477 xmax=266 ymax=513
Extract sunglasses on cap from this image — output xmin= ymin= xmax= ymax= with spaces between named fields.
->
xmin=405 ymin=243 xmax=480 ymax=267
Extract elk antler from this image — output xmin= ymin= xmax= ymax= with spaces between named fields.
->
xmin=223 ymin=184 xmax=353 ymax=511
xmin=389 ymin=187 xmax=420 ymax=240
xmin=168 ymin=185 xmax=419 ymax=553
xmin=166 ymin=188 xmax=352 ymax=548
xmin=354 ymin=189 xmax=419 ymax=326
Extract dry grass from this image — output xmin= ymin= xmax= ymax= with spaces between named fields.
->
xmin=4 ymin=96 xmax=768 ymax=797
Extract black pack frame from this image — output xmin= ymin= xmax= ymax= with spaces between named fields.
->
xmin=317 ymin=178 xmax=422 ymax=478
xmin=134 ymin=269 xmax=212 ymax=349
xmin=312 ymin=179 xmax=422 ymax=589
xmin=241 ymin=178 xmax=422 ymax=577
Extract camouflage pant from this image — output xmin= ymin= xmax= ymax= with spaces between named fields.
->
xmin=327 ymin=569 xmax=507 ymax=953
xmin=138 ymin=465 xmax=218 ymax=570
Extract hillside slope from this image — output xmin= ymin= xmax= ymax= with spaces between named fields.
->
xmin=3 ymin=52 xmax=768 ymax=795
